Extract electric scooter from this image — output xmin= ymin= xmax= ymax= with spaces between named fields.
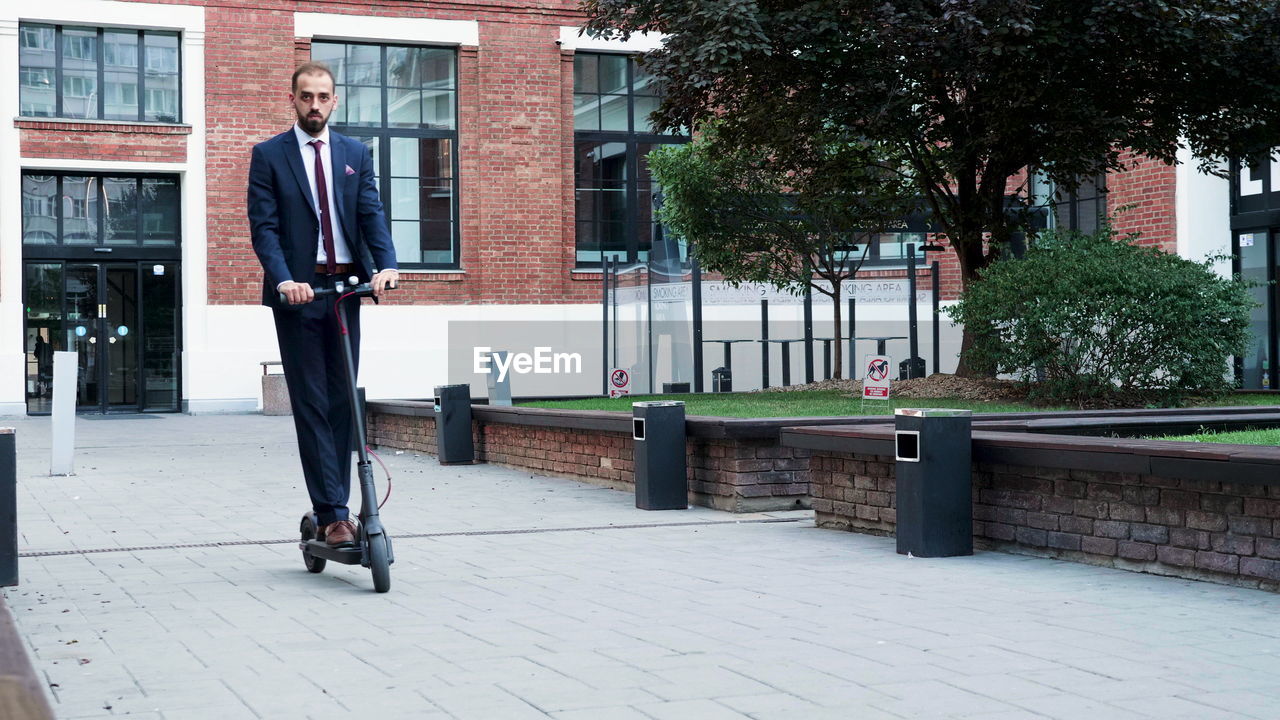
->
xmin=287 ymin=278 xmax=394 ymax=593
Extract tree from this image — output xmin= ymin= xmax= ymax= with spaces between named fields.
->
xmin=945 ymin=224 xmax=1252 ymax=407
xmin=647 ymin=125 xmax=918 ymax=379
xmin=580 ymin=0 xmax=1280 ymax=374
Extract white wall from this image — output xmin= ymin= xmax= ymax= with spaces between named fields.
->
xmin=190 ymin=303 xmax=610 ymax=411
xmin=1175 ymin=147 xmax=1232 ymax=274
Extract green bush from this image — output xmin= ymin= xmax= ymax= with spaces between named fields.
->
xmin=945 ymin=226 xmax=1253 ymax=407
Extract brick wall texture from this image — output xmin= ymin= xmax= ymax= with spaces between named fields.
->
xmin=810 ymin=451 xmax=1280 ymax=591
xmin=366 ymin=409 xmax=812 ymax=511
xmin=1108 ymin=151 xmax=1177 ymax=249
xmin=19 ymin=120 xmax=190 ymax=162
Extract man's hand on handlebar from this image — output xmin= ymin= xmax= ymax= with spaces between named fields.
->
xmin=278 ymin=280 xmax=315 ymax=306
xmin=371 ymin=269 xmax=399 ymax=298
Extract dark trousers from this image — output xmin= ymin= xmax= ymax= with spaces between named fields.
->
xmin=272 ymin=277 xmax=362 ymax=526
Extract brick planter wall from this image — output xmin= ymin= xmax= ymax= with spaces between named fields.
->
xmin=367 ymin=406 xmax=812 ymax=512
xmin=688 ymin=438 xmax=810 ymax=512
xmin=809 ymin=449 xmax=1280 ymax=591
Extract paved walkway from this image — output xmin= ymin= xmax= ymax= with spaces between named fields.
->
xmin=2 ymin=413 xmax=1279 ymax=719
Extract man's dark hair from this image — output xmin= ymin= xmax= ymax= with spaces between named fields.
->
xmin=292 ymin=61 xmax=335 ymax=92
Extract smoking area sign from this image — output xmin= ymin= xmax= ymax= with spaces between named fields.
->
xmin=863 ymin=355 xmax=892 ymax=399
xmin=609 ymin=367 xmax=631 ymax=398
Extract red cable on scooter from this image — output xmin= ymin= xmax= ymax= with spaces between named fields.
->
xmin=334 ymin=290 xmax=357 ymax=335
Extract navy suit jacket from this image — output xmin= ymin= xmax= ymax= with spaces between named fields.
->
xmin=247 ymin=128 xmax=398 ymax=307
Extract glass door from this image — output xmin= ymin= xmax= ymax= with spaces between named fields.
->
xmin=65 ymin=263 xmax=104 ymax=410
xmin=104 ymin=264 xmax=139 ymax=408
xmin=25 ymin=261 xmax=180 ymax=413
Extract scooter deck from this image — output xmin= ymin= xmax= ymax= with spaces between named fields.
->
xmin=302 ymin=538 xmax=364 ymax=565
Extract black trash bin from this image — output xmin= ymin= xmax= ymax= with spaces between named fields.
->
xmin=894 ymin=408 xmax=973 ymax=557
xmin=898 ymin=357 xmax=926 ymax=380
xmin=433 ymin=384 xmax=474 ymax=464
xmin=632 ymin=401 xmax=687 ymax=510
xmin=712 ymin=367 xmax=732 ymax=393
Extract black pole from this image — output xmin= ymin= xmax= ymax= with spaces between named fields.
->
xmin=907 ymin=243 xmax=919 ymax=376
xmin=803 ymin=283 xmax=814 ymax=384
xmin=932 ymin=260 xmax=940 ymax=376
xmin=692 ymin=258 xmax=704 ymax=393
xmin=646 ymin=260 xmax=654 ymax=395
xmin=761 ymin=298 xmax=770 ymax=388
xmin=848 ymin=296 xmax=856 ymax=379
xmin=611 ymin=260 xmax=619 ymax=368
xmin=602 ymin=257 xmax=610 ymax=395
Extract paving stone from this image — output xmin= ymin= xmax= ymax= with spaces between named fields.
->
xmin=634 ymin=698 xmax=754 ymax=719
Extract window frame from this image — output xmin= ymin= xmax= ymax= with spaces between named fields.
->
xmin=1028 ymin=168 xmax=1108 ymax=234
xmin=21 ymin=170 xmax=182 ymax=260
xmin=316 ymin=39 xmax=461 ymax=270
xmin=573 ymin=51 xmax=687 ymax=268
xmin=19 ymin=23 xmax=182 ymax=123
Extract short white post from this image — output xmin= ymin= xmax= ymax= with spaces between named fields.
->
xmin=486 ymin=350 xmax=513 ymax=406
xmin=50 ymin=351 xmax=76 ymax=476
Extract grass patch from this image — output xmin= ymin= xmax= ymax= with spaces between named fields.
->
xmin=523 ymin=390 xmax=1280 ymax=419
xmin=1155 ymin=427 xmax=1280 ymax=445
xmin=523 ymin=391 xmax=1068 ymax=418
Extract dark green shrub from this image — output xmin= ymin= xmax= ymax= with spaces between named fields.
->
xmin=945 ymin=226 xmax=1252 ymax=407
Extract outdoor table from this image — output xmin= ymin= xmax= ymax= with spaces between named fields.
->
xmin=705 ymin=338 xmax=756 ymax=374
xmin=763 ymin=338 xmax=806 ymax=387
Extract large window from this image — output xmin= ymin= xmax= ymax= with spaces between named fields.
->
xmin=22 ymin=172 xmax=180 ymax=249
xmin=1029 ymin=170 xmax=1108 ymax=233
xmin=312 ymin=41 xmax=459 ymax=268
xmin=19 ymin=24 xmax=180 ymax=122
xmin=574 ymin=53 xmax=686 ymax=266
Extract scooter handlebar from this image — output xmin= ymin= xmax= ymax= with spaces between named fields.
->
xmin=279 ymin=278 xmax=396 ymax=305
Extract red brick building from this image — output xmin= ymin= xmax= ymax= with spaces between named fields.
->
xmin=0 ymin=1 xmax=1242 ymax=414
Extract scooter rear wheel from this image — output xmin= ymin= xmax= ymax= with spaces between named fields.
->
xmin=300 ymin=516 xmax=326 ymax=574
xmin=368 ymin=532 xmax=391 ymax=593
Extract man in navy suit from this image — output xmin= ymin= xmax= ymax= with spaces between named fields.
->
xmin=247 ymin=62 xmax=399 ymax=548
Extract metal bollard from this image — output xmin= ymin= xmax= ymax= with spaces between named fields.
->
xmin=1 ymin=429 xmax=15 ymax=586
xmin=433 ymin=384 xmax=474 ymax=464
xmin=894 ymin=408 xmax=973 ymax=557
xmin=486 ymin=350 xmax=513 ymax=407
xmin=50 ymin=351 xmax=75 ymax=476
xmin=632 ymin=401 xmax=687 ymax=510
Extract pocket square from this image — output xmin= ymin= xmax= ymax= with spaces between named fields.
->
xmin=344 ymin=164 xmax=355 ymax=175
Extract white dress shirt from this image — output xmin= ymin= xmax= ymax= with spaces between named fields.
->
xmin=293 ymin=123 xmax=353 ymax=266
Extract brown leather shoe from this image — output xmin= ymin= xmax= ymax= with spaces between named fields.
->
xmin=324 ymin=520 xmax=357 ymax=547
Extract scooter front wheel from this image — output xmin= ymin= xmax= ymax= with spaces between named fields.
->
xmin=300 ymin=515 xmax=326 ymax=574
xmin=368 ymin=531 xmax=391 ymax=593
